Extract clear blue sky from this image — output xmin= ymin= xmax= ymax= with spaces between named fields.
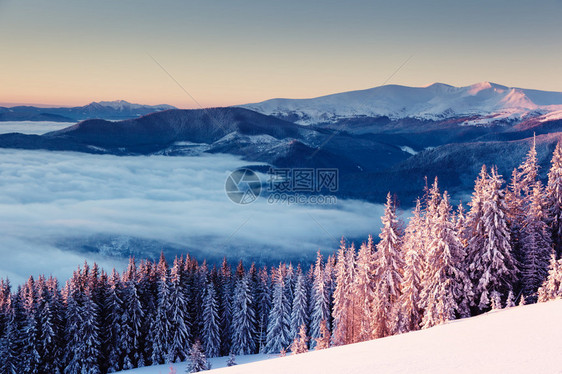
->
xmin=1 ymin=0 xmax=561 ymax=107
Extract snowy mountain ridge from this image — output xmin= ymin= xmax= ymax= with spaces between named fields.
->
xmin=94 ymin=100 xmax=175 ymax=111
xmin=240 ymin=82 xmax=562 ymax=125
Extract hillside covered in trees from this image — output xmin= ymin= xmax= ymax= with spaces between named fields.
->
xmin=1 ymin=138 xmax=562 ymax=373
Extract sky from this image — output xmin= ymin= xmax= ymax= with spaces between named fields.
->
xmin=1 ymin=0 xmax=561 ymax=108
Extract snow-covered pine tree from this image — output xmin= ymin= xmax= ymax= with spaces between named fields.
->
xmin=46 ymin=276 xmax=65 ymax=372
xmin=421 ymin=192 xmax=472 ymax=328
xmin=80 ymin=288 xmax=102 ymax=374
xmin=231 ymin=272 xmax=257 ymax=355
xmin=201 ymin=280 xmax=221 ymax=358
xmin=0 ymin=301 xmax=19 ymax=374
xmin=290 ymin=271 xmax=309 ymax=343
xmin=546 ymin=141 xmax=562 ymax=258
xmin=512 ymin=137 xmax=542 ymax=273
xmin=186 ymin=340 xmax=210 ymax=373
xmin=255 ymin=266 xmax=271 ymax=352
xmin=218 ymin=258 xmax=233 ymax=356
xmin=353 ymin=236 xmax=377 ymax=341
xmin=21 ymin=276 xmax=40 ymax=374
xmin=36 ymin=275 xmax=61 ymax=373
xmin=226 ymin=352 xmax=237 ymax=367
xmin=120 ymin=258 xmax=145 ymax=369
xmin=506 ymin=168 xmax=526 ymax=269
xmin=264 ymin=264 xmax=291 ymax=354
xmin=167 ymin=257 xmax=191 ymax=363
xmin=371 ymin=193 xmax=404 ymax=338
xmin=309 ymin=251 xmax=330 ymax=347
xmin=490 ymin=291 xmax=502 ymax=310
xmin=314 ymin=320 xmax=331 ymax=350
xmin=464 ymin=166 xmax=489 ymax=293
xmin=396 ymin=199 xmax=425 ymax=333
xmin=519 ymin=135 xmax=539 ymax=197
xmin=467 ymin=167 xmax=518 ymax=310
xmin=520 ymin=182 xmax=552 ymax=302
xmin=421 ymin=178 xmax=441 ymax=286
xmin=137 ymin=260 xmax=157 ymax=366
xmin=0 ymin=278 xmax=10 ymax=329
xmin=324 ymin=255 xmax=337 ymax=331
xmin=537 ymin=254 xmax=562 ymax=302
xmin=104 ymin=269 xmax=124 ymax=373
xmin=506 ymin=290 xmax=516 ymax=307
xmin=454 ymin=202 xmax=466 ymax=244
xmin=332 ymin=238 xmax=353 ymax=346
xmin=189 ymin=259 xmax=207 ymax=342
xmin=290 ymin=324 xmax=309 ymax=354
xmin=150 ymin=253 xmax=172 ymax=365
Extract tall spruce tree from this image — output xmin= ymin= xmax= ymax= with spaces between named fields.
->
xmin=231 ymin=272 xmax=257 ymax=355
xmin=265 ymin=265 xmax=291 ymax=354
xmin=309 ymin=251 xmax=330 ymax=347
xmin=521 ymin=182 xmax=552 ymax=301
xmin=332 ymin=238 xmax=353 ymax=346
xmin=422 ymin=192 xmax=472 ymax=328
xmin=371 ymin=193 xmax=404 ymax=338
xmin=167 ymin=257 xmax=191 ymax=363
xmin=353 ymin=236 xmax=377 ymax=341
xmin=150 ymin=254 xmax=172 ymax=365
xmin=121 ymin=259 xmax=145 ymax=369
xmin=105 ymin=269 xmax=124 ymax=373
xmin=255 ymin=266 xmax=271 ymax=352
xmin=201 ymin=280 xmax=221 ymax=358
xmin=546 ymin=141 xmax=562 ymax=258
xmin=467 ymin=167 xmax=518 ymax=310
xmin=396 ymin=199 xmax=425 ymax=333
xmin=218 ymin=258 xmax=233 ymax=356
xmin=290 ymin=271 xmax=309 ymax=343
xmin=538 ymin=254 xmax=562 ymax=301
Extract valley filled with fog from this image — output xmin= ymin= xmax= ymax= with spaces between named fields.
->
xmin=0 ymin=147 xmax=386 ymax=285
xmin=0 ymin=121 xmax=76 ymax=135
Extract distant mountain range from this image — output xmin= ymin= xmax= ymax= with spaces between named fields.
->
xmin=0 ymin=100 xmax=176 ymax=122
xmin=240 ymin=82 xmax=562 ymax=126
xmin=2 ymin=83 xmax=562 ymax=205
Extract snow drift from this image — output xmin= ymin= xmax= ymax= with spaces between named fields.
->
xmin=120 ymin=299 xmax=562 ymax=374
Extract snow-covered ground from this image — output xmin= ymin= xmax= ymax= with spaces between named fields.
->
xmin=121 ymin=300 xmax=562 ymax=374
xmin=116 ymin=353 xmax=274 ymax=374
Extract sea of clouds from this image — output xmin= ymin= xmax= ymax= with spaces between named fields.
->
xmin=0 ymin=147 xmax=391 ymax=286
xmin=0 ymin=121 xmax=75 ymax=135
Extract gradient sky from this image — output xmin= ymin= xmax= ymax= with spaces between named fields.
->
xmin=1 ymin=0 xmax=561 ymax=108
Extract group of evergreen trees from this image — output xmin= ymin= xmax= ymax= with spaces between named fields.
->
xmin=1 ymin=139 xmax=562 ymax=373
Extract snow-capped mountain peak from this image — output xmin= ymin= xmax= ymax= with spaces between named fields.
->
xmin=90 ymin=100 xmax=175 ymax=111
xmin=239 ymin=82 xmax=562 ymax=126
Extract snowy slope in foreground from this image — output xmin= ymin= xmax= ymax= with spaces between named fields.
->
xmin=116 ymin=354 xmax=274 ymax=374
xmin=241 ymin=82 xmax=562 ymax=125
xmin=121 ymin=300 xmax=562 ymax=374
xmin=213 ymin=300 xmax=562 ymax=374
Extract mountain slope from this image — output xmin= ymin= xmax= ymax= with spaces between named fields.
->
xmin=0 ymin=108 xmax=410 ymax=175
xmin=119 ymin=300 xmax=562 ymax=374
xmin=350 ymin=132 xmax=562 ymax=204
xmin=240 ymin=82 xmax=562 ymax=126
